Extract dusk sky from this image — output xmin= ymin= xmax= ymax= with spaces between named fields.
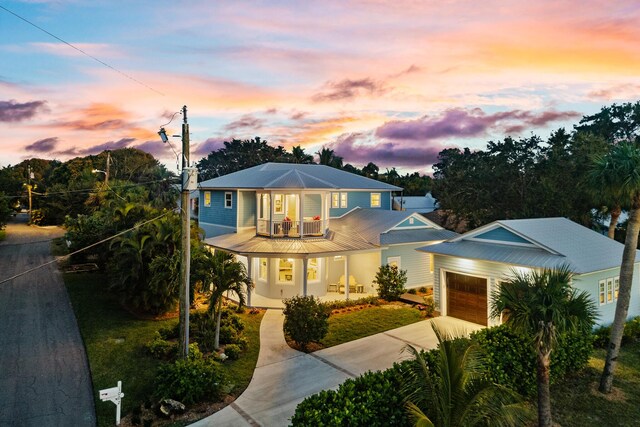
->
xmin=2 ymin=0 xmax=640 ymax=174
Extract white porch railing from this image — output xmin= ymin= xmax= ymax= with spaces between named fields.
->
xmin=256 ymin=219 xmax=324 ymax=237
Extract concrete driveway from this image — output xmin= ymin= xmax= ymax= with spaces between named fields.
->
xmin=0 ymin=214 xmax=96 ymax=426
xmin=192 ymin=309 xmax=481 ymax=426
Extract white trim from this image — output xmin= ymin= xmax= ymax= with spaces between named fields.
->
xmin=370 ymin=192 xmax=381 ymax=208
xmin=449 ymin=222 xmax=561 ymax=255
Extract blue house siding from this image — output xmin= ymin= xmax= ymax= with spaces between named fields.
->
xmin=199 ymin=190 xmax=237 ymax=228
xmin=330 ymin=191 xmax=391 ymax=217
xmin=238 ymin=191 xmax=256 ymax=228
xmin=304 ymin=194 xmax=322 ymax=217
xmin=395 ymin=216 xmax=429 ymax=229
xmin=382 ymin=243 xmax=433 ymax=287
xmin=199 ymin=222 xmax=236 ymax=238
xmin=474 ymin=227 xmax=530 ymax=244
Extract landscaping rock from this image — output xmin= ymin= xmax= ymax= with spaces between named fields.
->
xmin=158 ymin=398 xmax=186 ymax=418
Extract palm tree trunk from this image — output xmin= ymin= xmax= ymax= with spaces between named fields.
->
xmin=608 ymin=205 xmax=622 ymax=239
xmin=537 ymin=350 xmax=553 ymax=427
xmin=214 ymin=297 xmax=223 ymax=350
xmin=600 ymin=204 xmax=640 ymax=393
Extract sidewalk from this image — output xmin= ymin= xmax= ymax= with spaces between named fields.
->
xmin=192 ymin=310 xmax=481 ymax=426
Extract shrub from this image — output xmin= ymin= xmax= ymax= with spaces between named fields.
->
xmin=155 ymin=344 xmax=227 ymax=404
xmin=471 ymin=325 xmax=593 ymax=396
xmin=418 ymin=286 xmax=427 ymax=293
xmin=422 ymin=295 xmax=435 ymax=317
xmin=593 ymin=316 xmax=640 ymax=349
xmin=283 ymin=295 xmax=330 ymax=351
xmin=146 ymin=332 xmax=177 ymax=360
xmin=373 ymin=264 xmax=407 ymax=301
xmin=407 ymin=288 xmax=417 ymax=295
xmin=325 ymin=296 xmax=380 ymax=311
xmin=158 ymin=322 xmax=179 ymax=340
xmin=224 ymin=344 xmax=242 ymax=360
xmin=291 ymin=363 xmax=411 ymax=426
xmin=190 ymin=309 xmax=246 ymax=352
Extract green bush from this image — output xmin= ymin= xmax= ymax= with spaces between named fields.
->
xmin=291 ymin=363 xmax=411 ymax=426
xmin=283 ymin=295 xmax=330 ymax=351
xmin=471 ymin=324 xmax=593 ymax=396
xmin=418 ymin=286 xmax=427 ymax=293
xmin=373 ymin=264 xmax=407 ymax=301
xmin=155 ymin=344 xmax=227 ymax=404
xmin=593 ymin=316 xmax=640 ymax=349
xmin=325 ymin=296 xmax=380 ymax=310
xmin=158 ymin=322 xmax=179 ymax=340
xmin=224 ymin=344 xmax=242 ymax=361
xmin=422 ymin=295 xmax=435 ymax=317
xmin=407 ymin=288 xmax=417 ymax=295
xmin=145 ymin=332 xmax=177 ymax=360
xmin=190 ymin=309 xmax=246 ymax=352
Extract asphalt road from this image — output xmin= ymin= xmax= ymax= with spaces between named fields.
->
xmin=0 ymin=214 xmax=96 ymax=426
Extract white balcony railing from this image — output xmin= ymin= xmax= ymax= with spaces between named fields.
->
xmin=256 ymin=219 xmax=324 ymax=238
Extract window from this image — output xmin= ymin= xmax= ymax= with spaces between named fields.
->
xmin=259 ymin=258 xmax=268 ymax=280
xmin=331 ymin=192 xmax=339 ymax=208
xmin=600 ymin=276 xmax=620 ymax=305
xmin=340 ymin=192 xmax=348 ymax=208
xmin=409 ymin=217 xmax=414 ymax=225
xmin=274 ymin=194 xmax=284 ymax=214
xmin=429 ymin=254 xmax=434 ymax=274
xmin=307 ymin=258 xmax=319 ymax=281
xmin=225 ymin=192 xmax=233 ymax=209
xmin=370 ymin=193 xmax=381 ymax=208
xmin=387 ymin=256 xmax=401 ymax=269
xmin=203 ymin=191 xmax=211 ymax=207
xmin=278 ymin=258 xmax=294 ymax=283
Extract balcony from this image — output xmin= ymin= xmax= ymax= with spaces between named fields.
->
xmin=257 ymin=218 xmax=324 ymax=238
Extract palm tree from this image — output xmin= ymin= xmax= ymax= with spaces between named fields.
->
xmin=590 ymin=142 xmax=640 ymax=393
xmin=491 ymin=266 xmax=597 ymax=427
xmin=192 ymin=250 xmax=250 ymax=349
xmin=403 ymin=322 xmax=531 ymax=427
xmin=291 ymin=145 xmax=314 ymax=164
xmin=316 ymin=147 xmax=343 ymax=168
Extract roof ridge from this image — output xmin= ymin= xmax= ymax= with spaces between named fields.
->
xmin=295 ymin=168 xmax=339 ymax=188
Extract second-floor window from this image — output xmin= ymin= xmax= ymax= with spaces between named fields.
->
xmin=340 ymin=192 xmax=348 ymax=208
xmin=225 ymin=192 xmax=233 ymax=209
xmin=331 ymin=192 xmax=339 ymax=208
xmin=204 ymin=191 xmax=211 ymax=207
xmin=371 ymin=193 xmax=381 ymax=208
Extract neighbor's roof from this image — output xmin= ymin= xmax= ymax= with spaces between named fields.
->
xmin=380 ymin=229 xmax=458 ymax=245
xmin=199 ymin=163 xmax=402 ymax=191
xmin=402 ymin=193 xmax=438 ymax=212
xmin=418 ymin=217 xmax=640 ymax=274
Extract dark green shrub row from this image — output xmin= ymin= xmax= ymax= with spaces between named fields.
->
xmin=190 ymin=309 xmax=246 ymax=353
xmin=145 ymin=332 xmax=177 ymax=360
xmin=155 ymin=344 xmax=227 ymax=405
xmin=470 ymin=325 xmax=593 ymax=396
xmin=593 ymin=316 xmax=640 ymax=348
xmin=224 ymin=344 xmax=241 ymax=360
xmin=291 ymin=362 xmax=412 ymax=426
xmin=324 ymin=295 xmax=380 ymax=310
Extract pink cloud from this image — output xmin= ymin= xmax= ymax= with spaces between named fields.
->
xmin=312 ymin=78 xmax=387 ymax=102
xmin=25 ymin=137 xmax=58 ymax=153
xmin=0 ymin=99 xmax=48 ymax=122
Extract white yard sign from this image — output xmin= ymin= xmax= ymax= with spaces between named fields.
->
xmin=99 ymin=381 xmax=124 ymax=425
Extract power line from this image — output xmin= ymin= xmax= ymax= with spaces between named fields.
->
xmin=0 ymin=4 xmax=165 ymax=96
xmin=0 ymin=178 xmax=178 ymax=199
xmin=0 ymin=210 xmax=173 ymax=286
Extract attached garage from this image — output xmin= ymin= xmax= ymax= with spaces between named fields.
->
xmin=446 ymin=271 xmax=488 ymax=326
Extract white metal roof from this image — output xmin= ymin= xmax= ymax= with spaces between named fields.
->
xmin=199 ymin=163 xmax=402 ymax=191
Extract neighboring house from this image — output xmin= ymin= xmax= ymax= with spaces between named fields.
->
xmin=417 ymin=217 xmax=640 ymax=327
xmin=198 ymin=163 xmax=457 ymax=305
xmin=401 ymin=192 xmax=438 ymax=213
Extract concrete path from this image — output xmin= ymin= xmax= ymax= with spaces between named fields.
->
xmin=0 ymin=214 xmax=96 ymax=426
xmin=192 ymin=309 xmax=481 ymax=426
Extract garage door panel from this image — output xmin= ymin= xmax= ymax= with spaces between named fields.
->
xmin=446 ymin=272 xmax=487 ymax=326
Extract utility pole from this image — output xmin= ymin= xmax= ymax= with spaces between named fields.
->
xmin=25 ymin=164 xmax=34 ymax=224
xmin=105 ymin=150 xmax=111 ymax=185
xmin=179 ymin=105 xmax=196 ymax=359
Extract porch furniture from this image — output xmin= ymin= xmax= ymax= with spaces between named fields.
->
xmin=338 ymin=275 xmax=362 ymax=293
xmin=328 ymin=283 xmax=338 ymax=293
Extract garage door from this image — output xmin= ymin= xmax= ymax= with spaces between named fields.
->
xmin=446 ymin=271 xmax=487 ymax=326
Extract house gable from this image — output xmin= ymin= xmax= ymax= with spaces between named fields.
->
xmin=472 ymin=227 xmax=532 ymax=244
xmin=392 ymin=214 xmax=435 ymax=230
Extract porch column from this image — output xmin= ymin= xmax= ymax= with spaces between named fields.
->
xmin=269 ymin=192 xmax=274 ymax=236
xmin=246 ymin=256 xmax=253 ymax=307
xmin=299 ymin=192 xmax=304 ymax=238
xmin=302 ymin=258 xmax=308 ymax=297
xmin=344 ymin=254 xmax=350 ymax=301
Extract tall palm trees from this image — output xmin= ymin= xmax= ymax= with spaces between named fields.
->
xmin=589 ymin=142 xmax=640 ymax=393
xmin=403 ymin=322 xmax=531 ymax=427
xmin=192 ymin=250 xmax=250 ymax=349
xmin=491 ymin=266 xmax=597 ymax=427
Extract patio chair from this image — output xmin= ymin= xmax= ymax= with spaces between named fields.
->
xmin=338 ymin=275 xmax=361 ymax=293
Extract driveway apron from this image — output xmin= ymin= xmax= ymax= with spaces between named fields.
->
xmin=0 ymin=214 xmax=96 ymax=426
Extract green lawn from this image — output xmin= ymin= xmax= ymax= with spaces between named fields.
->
xmin=0 ymin=229 xmax=6 ymax=241
xmin=551 ymin=342 xmax=640 ymax=427
xmin=322 ymin=306 xmax=425 ymax=348
xmin=64 ymin=272 xmax=263 ymax=426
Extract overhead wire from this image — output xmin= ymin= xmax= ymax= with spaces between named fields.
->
xmin=0 ymin=210 xmax=174 ymax=286
xmin=0 ymin=4 xmax=165 ymax=96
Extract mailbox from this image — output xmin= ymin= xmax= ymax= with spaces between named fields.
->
xmin=99 ymin=381 xmax=124 ymax=425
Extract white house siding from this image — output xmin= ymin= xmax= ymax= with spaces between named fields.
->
xmin=433 ymin=254 xmax=527 ymax=327
xmin=573 ymin=263 xmax=640 ymax=327
xmin=382 ymin=243 xmax=433 ymax=288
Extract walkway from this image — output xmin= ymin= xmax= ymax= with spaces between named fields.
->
xmin=192 ymin=309 xmax=481 ymax=426
xmin=0 ymin=214 xmax=96 ymax=426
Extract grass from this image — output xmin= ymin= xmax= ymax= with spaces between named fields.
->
xmin=50 ymin=236 xmax=68 ymax=256
xmin=64 ymin=272 xmax=263 ymax=426
xmin=551 ymin=341 xmax=640 ymax=427
xmin=321 ymin=305 xmax=425 ymax=348
xmin=0 ymin=229 xmax=6 ymax=241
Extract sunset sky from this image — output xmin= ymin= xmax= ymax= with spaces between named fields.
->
xmin=2 ymin=0 xmax=640 ymax=174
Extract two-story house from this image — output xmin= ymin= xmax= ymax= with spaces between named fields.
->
xmin=198 ymin=163 xmax=457 ymax=307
